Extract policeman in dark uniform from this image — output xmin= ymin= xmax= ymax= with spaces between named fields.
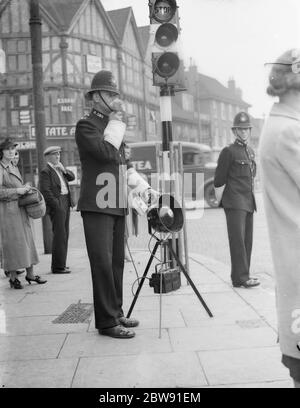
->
xmin=75 ymin=70 xmax=156 ymax=338
xmin=214 ymin=112 xmax=260 ymax=288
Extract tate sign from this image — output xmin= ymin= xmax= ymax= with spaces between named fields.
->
xmin=29 ymin=124 xmax=76 ymax=139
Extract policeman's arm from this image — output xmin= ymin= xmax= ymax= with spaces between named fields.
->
xmin=75 ymin=121 xmax=120 ymax=163
xmin=277 ymin=124 xmax=300 ymax=190
xmin=214 ymin=147 xmax=232 ymax=187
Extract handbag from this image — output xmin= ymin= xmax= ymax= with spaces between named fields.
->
xmin=19 ymin=187 xmax=46 ymax=219
xmin=18 ymin=187 xmax=41 ymax=207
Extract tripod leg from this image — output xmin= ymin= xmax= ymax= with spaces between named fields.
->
xmin=168 ymin=242 xmax=213 ymax=318
xmin=126 ymin=240 xmax=160 ymax=318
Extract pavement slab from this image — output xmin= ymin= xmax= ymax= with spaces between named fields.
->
xmin=58 ymin=329 xmax=172 ymax=359
xmin=197 ymin=347 xmax=290 ymax=386
xmin=72 ymin=352 xmax=208 ymax=388
xmin=0 ymin=358 xmax=78 ymax=388
xmin=169 ymin=325 xmax=277 ymax=352
xmin=0 ymin=334 xmax=66 ymax=362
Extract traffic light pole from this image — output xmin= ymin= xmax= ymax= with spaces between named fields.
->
xmin=29 ymin=0 xmax=52 ymax=254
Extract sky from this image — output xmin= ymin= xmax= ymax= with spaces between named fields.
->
xmin=101 ymin=0 xmax=300 ymax=118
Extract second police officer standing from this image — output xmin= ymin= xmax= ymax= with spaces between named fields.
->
xmin=75 ymin=70 xmax=158 ymax=339
xmin=214 ymin=112 xmax=260 ymax=288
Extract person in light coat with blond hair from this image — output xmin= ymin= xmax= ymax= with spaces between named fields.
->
xmin=259 ymin=48 xmax=300 ymax=387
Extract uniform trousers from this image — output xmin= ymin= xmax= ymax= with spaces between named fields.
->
xmin=81 ymin=211 xmax=125 ymax=329
xmin=49 ymin=194 xmax=70 ymax=270
xmin=224 ymin=209 xmax=253 ymax=285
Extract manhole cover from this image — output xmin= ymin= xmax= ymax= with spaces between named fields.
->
xmin=235 ymin=319 xmax=265 ymax=329
xmin=53 ymin=301 xmax=93 ymax=324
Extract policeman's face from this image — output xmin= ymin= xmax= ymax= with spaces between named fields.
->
xmin=235 ymin=127 xmax=251 ymax=142
xmin=93 ymin=91 xmax=119 ymax=115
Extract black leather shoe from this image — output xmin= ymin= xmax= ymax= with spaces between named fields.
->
xmin=233 ymin=278 xmax=260 ymax=288
xmin=52 ymin=268 xmax=71 ymax=274
xmin=99 ymin=325 xmax=135 ymax=339
xmin=119 ymin=316 xmax=139 ymax=328
xmin=25 ymin=275 xmax=47 ymax=285
xmin=9 ymin=278 xmax=23 ymax=289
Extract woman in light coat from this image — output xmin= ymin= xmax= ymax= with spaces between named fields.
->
xmin=259 ymin=49 xmax=300 ymax=387
xmin=0 ymin=138 xmax=46 ymax=289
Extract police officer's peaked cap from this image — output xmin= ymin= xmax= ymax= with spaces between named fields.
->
xmin=43 ymin=146 xmax=61 ymax=156
xmin=232 ymin=112 xmax=252 ymax=129
xmin=85 ymin=70 xmax=120 ymax=99
xmin=0 ymin=137 xmax=18 ymax=152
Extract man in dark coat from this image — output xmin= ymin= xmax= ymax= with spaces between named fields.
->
xmin=40 ymin=146 xmax=75 ymax=274
xmin=75 ymin=70 xmax=156 ymax=339
xmin=214 ymin=112 xmax=260 ymax=288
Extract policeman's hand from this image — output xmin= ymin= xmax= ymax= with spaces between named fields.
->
xmin=109 ymin=111 xmax=124 ymax=122
xmin=142 ymin=188 xmax=160 ymax=207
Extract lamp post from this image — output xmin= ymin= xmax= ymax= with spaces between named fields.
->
xmin=29 ymin=0 xmax=52 ymax=253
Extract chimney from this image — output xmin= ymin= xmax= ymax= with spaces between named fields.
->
xmin=235 ymin=87 xmax=243 ymax=100
xmin=228 ymin=77 xmax=243 ymax=100
xmin=228 ymin=77 xmax=235 ymax=92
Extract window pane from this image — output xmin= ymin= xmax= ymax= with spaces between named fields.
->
xmin=0 ymin=109 xmax=7 ymax=127
xmin=11 ymin=111 xmax=19 ymax=126
xmin=42 ymin=37 xmax=50 ymax=51
xmin=7 ymin=40 xmax=17 ymax=53
xmin=8 ymin=55 xmax=17 ymax=71
xmin=20 ymin=95 xmax=28 ymax=107
xmin=17 ymin=40 xmax=27 ymax=52
xmin=18 ymin=54 xmax=27 ymax=71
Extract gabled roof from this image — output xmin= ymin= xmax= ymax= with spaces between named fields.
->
xmin=39 ymin=0 xmax=85 ymax=31
xmin=197 ymin=73 xmax=250 ymax=107
xmin=138 ymin=25 xmax=150 ymax=57
xmin=107 ymin=7 xmax=144 ymax=58
xmin=0 ymin=0 xmax=10 ymax=17
xmin=107 ymin=7 xmax=131 ymax=42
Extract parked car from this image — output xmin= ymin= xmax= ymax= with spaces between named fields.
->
xmin=128 ymin=141 xmax=218 ymax=208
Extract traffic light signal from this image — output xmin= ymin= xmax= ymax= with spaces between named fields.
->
xmin=149 ymin=0 xmax=184 ymax=88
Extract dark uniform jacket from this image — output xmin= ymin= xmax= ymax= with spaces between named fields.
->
xmin=214 ymin=139 xmax=256 ymax=212
xmin=75 ymin=109 xmax=128 ymax=216
xmin=40 ymin=164 xmax=75 ymax=213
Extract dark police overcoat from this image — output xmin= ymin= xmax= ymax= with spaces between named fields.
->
xmin=75 ymin=109 xmax=128 ymax=216
xmin=214 ymin=139 xmax=256 ymax=212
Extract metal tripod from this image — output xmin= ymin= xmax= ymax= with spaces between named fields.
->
xmin=126 ymin=235 xmax=213 ymax=330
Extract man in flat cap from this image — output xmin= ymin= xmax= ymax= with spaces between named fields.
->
xmin=214 ymin=112 xmax=260 ymax=289
xmin=39 ymin=146 xmax=75 ymax=274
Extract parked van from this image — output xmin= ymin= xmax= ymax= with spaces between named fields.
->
xmin=128 ymin=141 xmax=218 ymax=208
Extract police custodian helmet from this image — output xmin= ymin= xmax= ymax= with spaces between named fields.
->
xmin=232 ymin=111 xmax=252 ymax=129
xmin=85 ymin=70 xmax=120 ymax=99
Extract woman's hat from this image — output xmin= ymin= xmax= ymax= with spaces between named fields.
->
xmin=265 ymin=49 xmax=300 ymax=73
xmin=0 ymin=137 xmax=18 ymax=151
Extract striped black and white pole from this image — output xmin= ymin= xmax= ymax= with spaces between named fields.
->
xmin=159 ymin=85 xmax=174 ymax=184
